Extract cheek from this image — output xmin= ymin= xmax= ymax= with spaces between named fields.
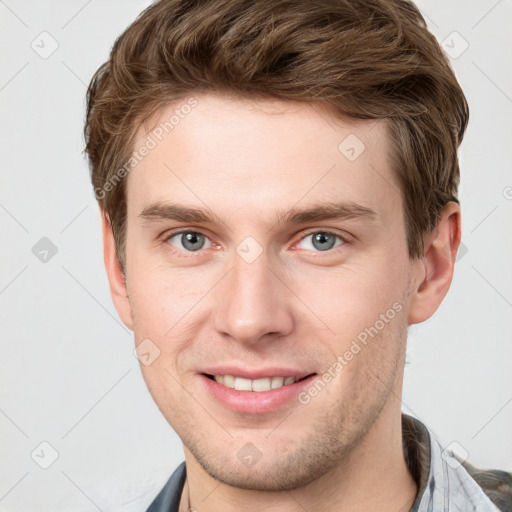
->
xmin=290 ymin=253 xmax=409 ymax=340
xmin=126 ymin=258 xmax=222 ymax=383
xmin=138 ymin=360 xmax=192 ymax=434
xmin=126 ymin=250 xmax=213 ymax=333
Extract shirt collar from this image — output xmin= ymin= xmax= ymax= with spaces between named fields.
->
xmin=403 ymin=413 xmax=500 ymax=511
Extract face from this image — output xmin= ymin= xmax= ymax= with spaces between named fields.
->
xmin=118 ymin=94 xmax=421 ymax=490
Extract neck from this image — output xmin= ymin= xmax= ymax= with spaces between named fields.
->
xmin=179 ymin=402 xmax=418 ymax=512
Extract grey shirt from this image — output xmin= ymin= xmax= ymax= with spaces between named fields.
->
xmin=146 ymin=414 xmax=507 ymax=511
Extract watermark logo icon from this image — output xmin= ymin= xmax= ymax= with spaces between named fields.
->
xmin=338 ymin=134 xmax=366 ymax=162
xmin=442 ymin=31 xmax=469 ymax=59
xmin=31 ymin=441 xmax=59 ymax=469
xmin=134 ymin=338 xmax=161 ymax=366
xmin=236 ymin=442 xmax=262 ymax=468
xmin=456 ymin=241 xmax=468 ymax=262
xmin=32 ymin=237 xmax=58 ymax=263
xmin=236 ymin=236 xmax=263 ymax=264
xmin=31 ymin=31 xmax=59 ymax=59
xmin=442 ymin=441 xmax=469 ymax=469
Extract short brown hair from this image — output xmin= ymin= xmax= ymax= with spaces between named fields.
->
xmin=84 ymin=0 xmax=469 ymax=271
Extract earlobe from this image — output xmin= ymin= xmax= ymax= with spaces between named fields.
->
xmin=408 ymin=202 xmax=461 ymax=325
xmin=101 ymin=213 xmax=134 ymax=330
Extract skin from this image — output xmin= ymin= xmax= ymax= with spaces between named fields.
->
xmin=102 ymin=94 xmax=461 ymax=511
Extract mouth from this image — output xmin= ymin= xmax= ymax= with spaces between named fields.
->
xmin=203 ymin=373 xmax=314 ymax=392
xmin=199 ymin=371 xmax=318 ymax=414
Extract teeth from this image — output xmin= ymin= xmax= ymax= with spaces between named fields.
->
xmin=213 ymin=375 xmax=299 ymax=392
xmin=223 ymin=375 xmax=235 ymax=388
xmin=252 ymin=378 xmax=271 ymax=392
xmin=234 ymin=377 xmax=252 ymax=391
xmin=271 ymin=377 xmax=284 ymax=389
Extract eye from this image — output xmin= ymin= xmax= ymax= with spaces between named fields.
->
xmin=297 ymin=232 xmax=345 ymax=252
xmin=167 ymin=231 xmax=212 ymax=252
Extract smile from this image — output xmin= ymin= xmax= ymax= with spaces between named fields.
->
xmin=205 ymin=374 xmax=311 ymax=392
xmin=200 ymin=372 xmax=317 ymax=414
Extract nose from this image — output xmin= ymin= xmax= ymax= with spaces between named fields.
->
xmin=212 ymin=252 xmax=295 ymax=346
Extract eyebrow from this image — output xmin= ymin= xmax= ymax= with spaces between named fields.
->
xmin=279 ymin=202 xmax=377 ymax=225
xmin=138 ymin=201 xmax=377 ymax=226
xmin=139 ymin=203 xmax=219 ymax=224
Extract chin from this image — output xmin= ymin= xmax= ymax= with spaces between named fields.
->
xmin=187 ymin=434 xmax=346 ymax=492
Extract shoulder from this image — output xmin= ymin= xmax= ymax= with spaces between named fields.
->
xmin=146 ymin=462 xmax=187 ymax=512
xmin=461 ymin=459 xmax=512 ymax=512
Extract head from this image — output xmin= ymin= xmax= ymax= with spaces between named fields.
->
xmin=84 ymin=0 xmax=467 ymax=492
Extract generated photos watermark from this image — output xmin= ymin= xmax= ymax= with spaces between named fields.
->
xmin=297 ymin=301 xmax=403 ymax=405
xmin=94 ymin=97 xmax=198 ymax=200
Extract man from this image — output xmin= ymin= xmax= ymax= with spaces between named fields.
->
xmin=84 ymin=0 xmax=512 ymax=510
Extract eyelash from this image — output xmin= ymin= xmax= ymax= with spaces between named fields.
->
xmin=161 ymin=229 xmax=215 ymax=257
xmin=161 ymin=229 xmax=348 ymax=256
xmin=295 ymin=229 xmax=347 ymax=252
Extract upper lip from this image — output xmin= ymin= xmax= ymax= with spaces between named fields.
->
xmin=201 ymin=366 xmax=316 ymax=380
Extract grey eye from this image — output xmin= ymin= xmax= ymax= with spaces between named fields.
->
xmin=312 ymin=233 xmax=336 ymax=251
xmin=298 ymin=232 xmax=344 ymax=252
xmin=168 ymin=232 xmax=211 ymax=251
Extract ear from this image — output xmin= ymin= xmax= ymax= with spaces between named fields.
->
xmin=408 ymin=201 xmax=461 ymax=325
xmin=101 ymin=213 xmax=133 ymax=330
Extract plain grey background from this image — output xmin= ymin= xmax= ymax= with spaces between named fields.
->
xmin=1 ymin=1 xmax=511 ymax=510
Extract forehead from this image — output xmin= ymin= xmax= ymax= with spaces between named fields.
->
xmin=126 ymin=94 xmax=400 ymax=225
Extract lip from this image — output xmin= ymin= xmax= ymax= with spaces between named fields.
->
xmin=199 ymin=372 xmax=317 ymax=414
